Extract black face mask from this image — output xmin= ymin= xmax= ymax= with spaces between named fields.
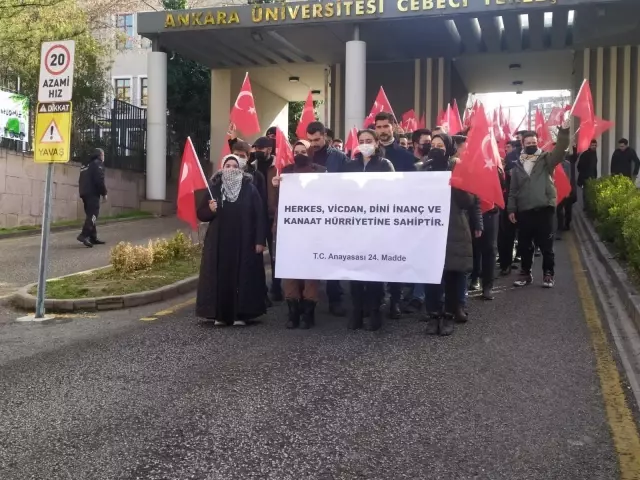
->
xmin=420 ymin=143 xmax=431 ymax=155
xmin=514 ymin=140 xmax=522 ymax=150
xmin=294 ymin=154 xmax=311 ymax=167
xmin=524 ymin=145 xmax=538 ymax=155
xmin=254 ymin=151 xmax=268 ymax=163
xmin=427 ymin=148 xmax=448 ymax=171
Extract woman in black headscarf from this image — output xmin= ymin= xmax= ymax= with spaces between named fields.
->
xmin=419 ymin=134 xmax=476 ymax=336
xmin=195 ymin=154 xmax=267 ymax=326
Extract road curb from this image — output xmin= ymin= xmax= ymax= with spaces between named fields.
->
xmin=10 ymin=270 xmax=199 ymax=314
xmin=574 ymin=209 xmax=640 ymax=333
xmin=0 ymin=215 xmax=156 ymax=240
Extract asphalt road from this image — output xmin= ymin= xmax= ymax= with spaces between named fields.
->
xmin=0 ymin=235 xmax=623 ymax=479
xmin=0 ymin=217 xmax=187 ymax=300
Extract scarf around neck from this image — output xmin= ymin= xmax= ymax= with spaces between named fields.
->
xmin=520 ymin=149 xmax=542 ymax=175
xmin=221 ymin=169 xmax=244 ymax=203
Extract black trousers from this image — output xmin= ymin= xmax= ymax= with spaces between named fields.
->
xmin=556 ymin=198 xmax=573 ymax=230
xmin=266 ymin=217 xmax=281 ymax=293
xmin=472 ymin=211 xmax=499 ymax=288
xmin=498 ymin=210 xmax=517 ymax=270
xmin=326 ymin=280 xmax=343 ymax=304
xmin=517 ymin=207 xmax=555 ymax=276
xmin=80 ymin=196 xmax=100 ymax=240
xmin=443 ymin=271 xmax=463 ymax=314
xmin=350 ymin=281 xmax=384 ymax=310
xmin=388 ymin=282 xmax=403 ymax=303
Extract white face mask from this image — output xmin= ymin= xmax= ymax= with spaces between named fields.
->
xmin=237 ymin=157 xmax=247 ymax=169
xmin=359 ymin=143 xmax=375 ymax=158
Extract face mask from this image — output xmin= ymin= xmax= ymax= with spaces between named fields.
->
xmin=294 ymin=154 xmax=311 ymax=167
xmin=254 ymin=151 xmax=268 ymax=163
xmin=427 ymin=148 xmax=446 ymax=160
xmin=236 ymin=157 xmax=247 ymax=169
xmin=358 ymin=143 xmax=375 ymax=157
xmin=420 ymin=143 xmax=431 ymax=155
xmin=524 ymin=145 xmax=538 ymax=155
xmin=514 ymin=140 xmax=522 ymax=149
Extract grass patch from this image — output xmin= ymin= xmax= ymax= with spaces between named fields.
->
xmin=29 ymin=256 xmax=200 ymax=299
xmin=0 ymin=210 xmax=153 ymax=235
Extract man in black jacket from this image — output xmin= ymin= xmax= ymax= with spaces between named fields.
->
xmin=374 ymin=112 xmax=416 ymax=319
xmin=77 ymin=148 xmax=108 ymax=247
xmin=610 ymin=138 xmax=640 ymax=179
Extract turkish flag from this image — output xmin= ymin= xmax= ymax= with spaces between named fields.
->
xmin=274 ymin=127 xmax=293 ymax=174
xmin=547 ymin=105 xmax=570 ymax=127
xmin=449 ymin=100 xmax=463 ymax=134
xmin=436 ymin=109 xmax=447 ymax=130
xmin=534 ymin=108 xmax=554 ymax=152
xmin=554 ymin=164 xmax=572 ymax=205
xmin=364 ymin=86 xmax=395 ymax=128
xmin=230 ymin=73 xmax=260 ymax=136
xmin=571 ymin=79 xmax=595 ymax=121
xmin=345 ymin=126 xmax=358 ymax=158
xmin=577 ymin=116 xmax=615 ymax=152
xmin=401 ymin=109 xmax=417 ymax=131
xmin=177 ymin=137 xmax=209 ymax=230
xmin=296 ymin=91 xmax=315 ymax=140
xmin=450 ymin=104 xmax=505 ymax=209
xmin=418 ymin=113 xmax=426 ymax=130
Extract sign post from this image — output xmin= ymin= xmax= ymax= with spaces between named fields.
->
xmin=32 ymin=40 xmax=75 ymax=320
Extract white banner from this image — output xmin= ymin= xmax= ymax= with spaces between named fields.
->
xmin=275 ymin=172 xmax=452 ymax=283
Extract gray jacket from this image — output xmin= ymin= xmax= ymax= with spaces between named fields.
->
xmin=507 ymin=128 xmax=570 ymax=213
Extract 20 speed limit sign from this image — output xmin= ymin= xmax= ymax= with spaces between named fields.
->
xmin=38 ymin=40 xmax=76 ymax=103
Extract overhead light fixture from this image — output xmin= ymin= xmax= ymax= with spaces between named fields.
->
xmin=516 ymin=90 xmax=523 ymax=95
xmin=251 ymin=31 xmax=263 ymax=42
xmin=289 ymin=76 xmax=300 ymax=83
xmin=509 ymin=63 xmax=522 ymax=70
xmin=311 ymin=89 xmax=321 ymax=95
xmin=513 ymin=80 xmax=524 ymax=86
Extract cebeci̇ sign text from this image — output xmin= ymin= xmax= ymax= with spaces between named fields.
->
xmin=275 ymin=172 xmax=452 ymax=283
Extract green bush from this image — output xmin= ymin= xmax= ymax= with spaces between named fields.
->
xmin=588 ymin=175 xmax=640 ymax=270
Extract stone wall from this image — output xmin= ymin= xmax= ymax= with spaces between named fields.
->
xmin=0 ymin=148 xmax=146 ymax=228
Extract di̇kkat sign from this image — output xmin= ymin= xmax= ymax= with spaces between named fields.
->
xmin=0 ymin=90 xmax=29 ymax=145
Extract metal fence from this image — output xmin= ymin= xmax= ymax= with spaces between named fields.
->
xmin=72 ymin=99 xmax=147 ymax=172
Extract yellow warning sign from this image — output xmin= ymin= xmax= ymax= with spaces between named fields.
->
xmin=34 ymin=101 xmax=72 ymax=163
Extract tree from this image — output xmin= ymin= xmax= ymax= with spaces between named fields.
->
xmin=0 ymin=0 xmax=112 ymax=108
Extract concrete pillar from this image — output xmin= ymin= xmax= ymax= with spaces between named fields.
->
xmin=210 ymin=69 xmax=232 ymax=173
xmin=414 ymin=59 xmax=421 ymax=116
xmin=344 ymin=28 xmax=366 ymax=133
xmin=146 ymin=50 xmax=167 ymax=200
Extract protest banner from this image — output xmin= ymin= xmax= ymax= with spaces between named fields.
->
xmin=275 ymin=172 xmax=451 ymax=283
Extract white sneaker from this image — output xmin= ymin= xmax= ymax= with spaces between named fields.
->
xmin=214 ymin=320 xmax=225 ymax=326
xmin=233 ymin=320 xmax=247 ymax=327
xmin=542 ymin=275 xmax=555 ymax=288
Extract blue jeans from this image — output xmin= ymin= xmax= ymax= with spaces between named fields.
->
xmin=458 ymin=273 xmax=469 ymax=308
xmin=424 ymin=272 xmax=468 ymax=312
xmin=412 ymin=283 xmax=425 ymax=302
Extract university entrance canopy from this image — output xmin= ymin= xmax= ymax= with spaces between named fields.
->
xmin=137 ymin=0 xmax=626 ymax=68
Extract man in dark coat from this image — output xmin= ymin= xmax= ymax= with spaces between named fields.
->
xmin=195 ymin=162 xmax=266 ymax=325
xmin=576 ymin=139 xmax=598 ymax=187
xmin=306 ymin=121 xmax=351 ymax=317
xmin=610 ymin=138 xmax=640 ymax=179
xmin=77 ymin=148 xmax=108 ymax=248
xmin=374 ymin=112 xmax=416 ymax=318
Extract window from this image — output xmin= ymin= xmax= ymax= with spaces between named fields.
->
xmin=140 ymin=77 xmax=148 ymax=107
xmin=116 ymin=14 xmax=135 ymax=49
xmin=114 ymin=78 xmax=131 ymax=102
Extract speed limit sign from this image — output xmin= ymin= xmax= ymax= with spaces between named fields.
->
xmin=38 ymin=40 xmax=75 ymax=103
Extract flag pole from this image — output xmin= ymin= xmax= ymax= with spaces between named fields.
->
xmin=188 ymin=137 xmax=214 ymax=199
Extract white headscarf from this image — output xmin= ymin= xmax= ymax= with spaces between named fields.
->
xmin=220 ymin=155 xmax=244 ymax=203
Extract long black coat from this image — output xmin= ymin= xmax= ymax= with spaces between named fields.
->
xmin=195 ymin=172 xmax=266 ymax=321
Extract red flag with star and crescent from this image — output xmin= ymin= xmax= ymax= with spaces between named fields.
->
xmin=296 ymin=91 xmax=316 ymax=140
xmin=363 ymin=86 xmax=395 ymax=128
xmin=571 ymin=80 xmax=614 ymax=152
xmin=230 ymin=73 xmax=260 ymax=136
xmin=274 ymin=127 xmax=294 ymax=174
xmin=344 ymin=126 xmax=359 ymax=158
xmin=177 ymin=137 xmax=210 ymax=230
xmin=450 ymin=104 xmax=505 ymax=210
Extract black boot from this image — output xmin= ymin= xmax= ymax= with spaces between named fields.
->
xmin=482 ymin=286 xmax=495 ymax=301
xmin=348 ymin=302 xmax=364 ymax=330
xmin=453 ymin=307 xmax=468 ymax=323
xmin=388 ymin=300 xmax=401 ymax=319
xmin=365 ymin=302 xmax=383 ymax=331
xmin=300 ymin=299 xmax=316 ymax=330
xmin=439 ymin=314 xmax=455 ymax=336
xmin=286 ymin=300 xmax=300 ymax=329
xmin=425 ymin=313 xmax=440 ymax=335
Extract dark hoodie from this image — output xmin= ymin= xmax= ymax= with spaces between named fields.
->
xmin=576 ymin=148 xmax=598 ymax=186
xmin=610 ymin=147 xmax=640 ymax=178
xmin=79 ymin=150 xmax=107 ymax=198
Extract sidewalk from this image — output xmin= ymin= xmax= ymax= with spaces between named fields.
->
xmin=0 ymin=216 xmax=187 ymax=301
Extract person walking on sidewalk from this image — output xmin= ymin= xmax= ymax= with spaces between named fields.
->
xmin=77 ymin=148 xmax=108 ymax=248
xmin=507 ymin=118 xmax=571 ymax=289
